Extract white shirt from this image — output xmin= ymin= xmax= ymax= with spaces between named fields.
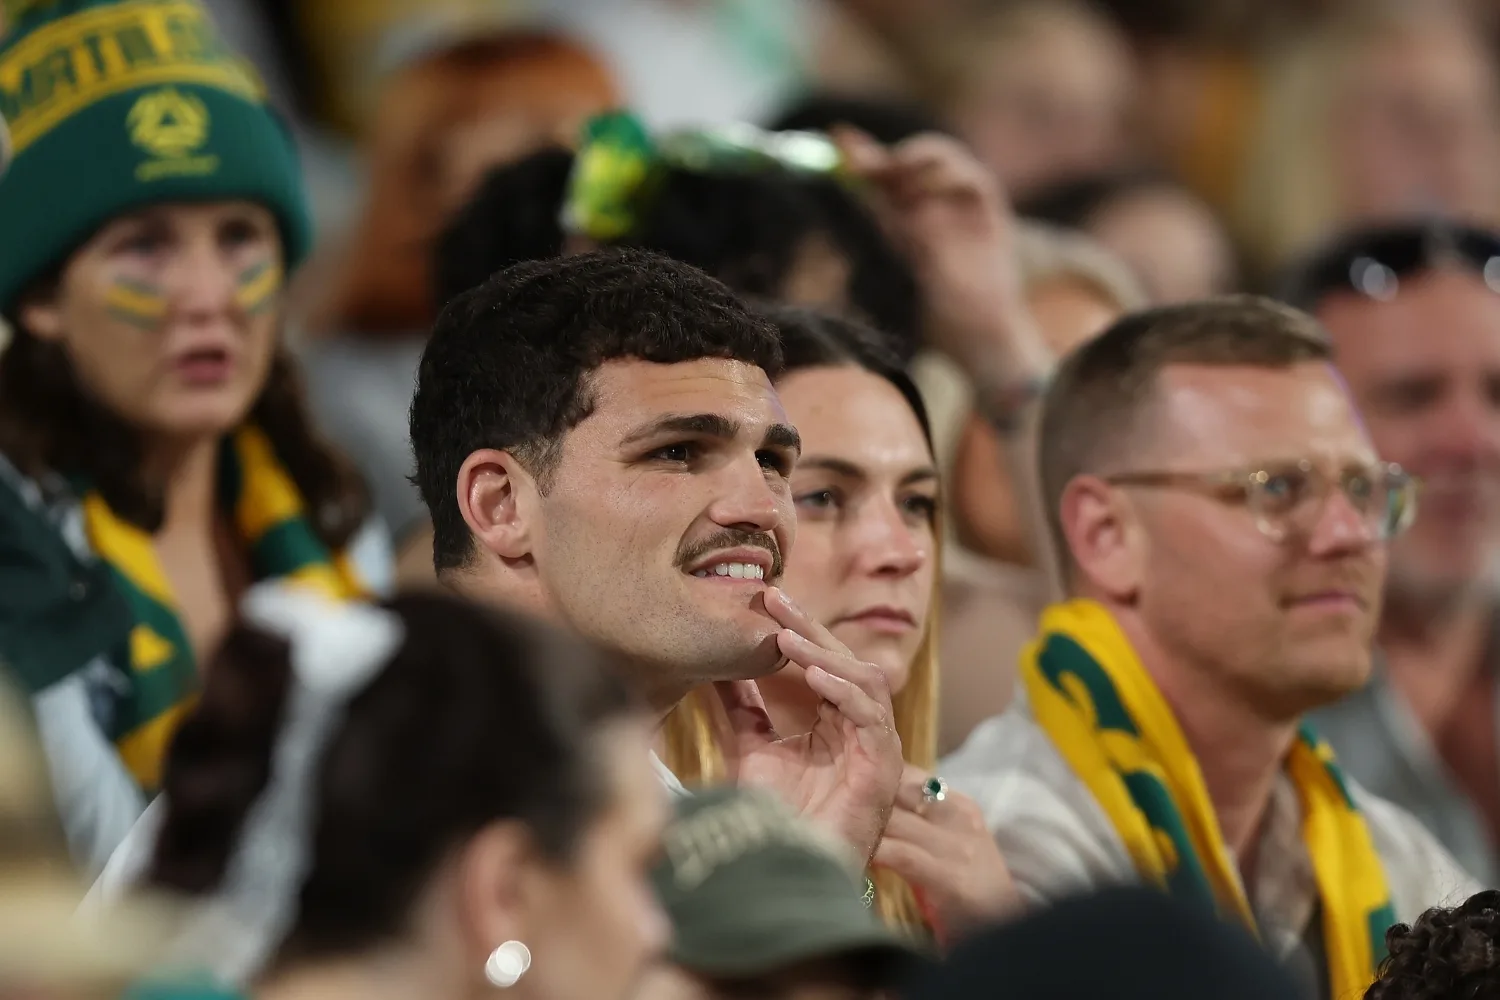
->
xmin=941 ymin=693 xmax=1482 ymax=969
xmin=652 ymin=752 xmax=690 ymax=798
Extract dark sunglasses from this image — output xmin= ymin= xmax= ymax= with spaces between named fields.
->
xmin=1278 ymin=219 xmax=1500 ymax=311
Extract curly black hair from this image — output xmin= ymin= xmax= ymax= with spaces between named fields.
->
xmin=1367 ymin=891 xmax=1500 ymax=1000
xmin=434 ymin=146 xmax=922 ymax=361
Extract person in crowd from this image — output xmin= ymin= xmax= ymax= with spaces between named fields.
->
xmin=911 ymin=224 xmax=1147 ymax=752
xmin=1285 ymin=220 xmax=1500 ymax=887
xmin=901 ymin=886 xmax=1304 ymax=1000
xmin=1019 ymin=170 xmax=1239 ymax=304
xmin=1366 ymin=889 xmax=1500 ymax=1000
xmin=635 ymin=786 xmax=919 ymax=1000
xmin=660 ymin=307 xmax=1017 ymax=944
xmin=1235 ymin=0 xmax=1500 ymax=278
xmin=298 ymin=27 xmax=619 ymax=540
xmin=0 ymin=0 xmax=389 ymax=875
xmin=0 ymin=673 xmax=173 ymax=1000
xmin=914 ymin=0 xmax=1138 ymax=199
xmin=942 ymin=297 xmax=1479 ymax=999
xmin=409 ymin=247 xmax=904 ymax=869
xmin=433 ymin=119 xmax=921 ymax=359
xmin=411 ymin=122 xmax=1051 ymax=592
xmin=134 ymin=586 xmax=669 ymax=999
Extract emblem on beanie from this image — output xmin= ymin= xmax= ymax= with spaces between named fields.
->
xmin=127 ymin=86 xmax=219 ymax=182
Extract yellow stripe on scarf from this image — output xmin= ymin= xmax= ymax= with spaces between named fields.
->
xmin=1021 ymin=599 xmax=1392 ymax=1000
xmin=231 ymin=425 xmax=306 ymax=540
xmin=81 ymin=494 xmax=176 ymax=606
xmin=116 ymin=696 xmax=196 ymax=791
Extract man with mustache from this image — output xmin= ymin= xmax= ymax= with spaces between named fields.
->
xmin=408 ymin=248 xmax=902 ymax=863
xmin=1289 ymin=221 xmax=1500 ymax=886
xmin=942 ymin=296 xmax=1477 ymax=999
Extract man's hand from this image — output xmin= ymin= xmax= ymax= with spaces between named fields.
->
xmin=834 ymin=127 xmax=1052 ymax=386
xmin=713 ymin=587 xmax=903 ymax=863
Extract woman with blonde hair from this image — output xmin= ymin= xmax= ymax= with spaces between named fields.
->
xmin=662 ymin=306 xmax=1015 ymax=946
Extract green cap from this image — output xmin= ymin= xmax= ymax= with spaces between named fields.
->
xmin=0 ymin=0 xmax=313 ymax=313
xmin=652 ymin=787 xmax=919 ymax=980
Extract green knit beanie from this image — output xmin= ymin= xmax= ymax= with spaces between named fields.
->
xmin=0 ymin=0 xmax=313 ymax=314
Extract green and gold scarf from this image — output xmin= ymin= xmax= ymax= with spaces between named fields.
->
xmin=1021 ymin=599 xmax=1396 ymax=1000
xmin=81 ymin=425 xmax=365 ymax=791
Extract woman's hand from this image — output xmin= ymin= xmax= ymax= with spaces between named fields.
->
xmin=875 ymin=765 xmax=1020 ymax=943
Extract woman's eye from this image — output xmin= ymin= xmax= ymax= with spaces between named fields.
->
xmin=220 ymin=217 xmax=269 ymax=250
xmin=794 ymin=489 xmax=837 ymax=510
xmin=902 ymin=494 xmax=938 ymax=520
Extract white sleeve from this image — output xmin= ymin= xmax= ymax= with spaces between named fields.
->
xmin=1355 ymin=783 xmax=1487 ymax=921
xmin=346 ymin=517 xmax=396 ymax=598
xmin=31 ymin=669 xmax=146 ymax=876
xmin=943 ymin=709 xmax=1138 ymax=907
xmin=83 ymin=795 xmax=165 ymax=910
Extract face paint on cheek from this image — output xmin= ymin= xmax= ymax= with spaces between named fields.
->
xmin=103 ymin=276 xmax=169 ymax=331
xmin=233 ymin=260 xmax=283 ymax=316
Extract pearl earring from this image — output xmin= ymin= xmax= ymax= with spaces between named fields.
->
xmin=485 ymin=940 xmax=532 ymax=988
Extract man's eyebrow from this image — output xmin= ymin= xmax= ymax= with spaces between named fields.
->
xmin=618 ymin=413 xmax=740 ymax=447
xmin=764 ymin=423 xmax=802 ymax=456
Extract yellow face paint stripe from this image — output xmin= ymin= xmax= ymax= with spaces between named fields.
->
xmin=104 ymin=278 xmax=167 ymax=329
xmin=233 ymin=260 xmax=282 ymax=315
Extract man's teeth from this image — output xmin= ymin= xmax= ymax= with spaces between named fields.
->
xmin=692 ymin=562 xmax=766 ymax=580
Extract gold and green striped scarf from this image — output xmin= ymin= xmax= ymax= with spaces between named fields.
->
xmin=1021 ymin=599 xmax=1396 ymax=1000
xmin=81 ymin=425 xmax=365 ymax=792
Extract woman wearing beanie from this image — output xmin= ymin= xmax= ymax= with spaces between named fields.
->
xmin=0 ymin=0 xmax=390 ymax=874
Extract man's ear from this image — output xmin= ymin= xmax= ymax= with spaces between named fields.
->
xmin=456 ymin=449 xmax=539 ymax=562
xmin=1058 ymin=474 xmax=1144 ymax=602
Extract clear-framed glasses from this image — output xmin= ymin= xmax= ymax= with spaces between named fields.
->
xmin=1104 ymin=459 xmax=1419 ymax=543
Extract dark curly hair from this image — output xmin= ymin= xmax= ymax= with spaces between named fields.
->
xmin=433 ymin=146 xmax=922 ymax=361
xmin=1367 ymin=891 xmax=1500 ymax=1000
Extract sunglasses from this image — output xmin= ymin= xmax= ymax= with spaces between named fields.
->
xmin=1278 ymin=220 xmax=1500 ymax=311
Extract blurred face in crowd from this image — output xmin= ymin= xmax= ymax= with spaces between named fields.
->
xmin=1085 ymin=187 xmax=1235 ymax=304
xmin=1320 ymin=269 xmax=1500 ymax=610
xmin=1069 ymin=361 xmax=1388 ymax=718
xmin=635 ymin=957 xmax=885 ymax=1000
xmin=763 ymin=365 xmax=937 ymax=705
xmin=513 ymin=358 xmax=799 ymax=703
xmin=952 ymin=7 xmax=1135 ymax=196
xmin=954 ymin=278 xmax=1121 ymax=565
xmin=1331 ymin=17 xmax=1500 ymax=226
xmin=503 ymin=719 xmax=671 ymax=1000
xmin=19 ymin=202 xmax=282 ymax=444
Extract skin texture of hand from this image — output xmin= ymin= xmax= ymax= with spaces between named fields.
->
xmin=712 ymin=587 xmax=904 ymax=863
xmin=875 ymin=764 xmax=1021 ymax=943
xmin=833 ymin=126 xmax=1053 ymax=387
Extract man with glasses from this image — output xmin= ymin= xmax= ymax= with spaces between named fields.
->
xmin=1286 ymin=221 xmax=1500 ymax=886
xmin=942 ymin=296 xmax=1476 ymax=999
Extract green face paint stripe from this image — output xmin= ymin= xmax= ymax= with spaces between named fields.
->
xmin=233 ymin=260 xmax=281 ymax=314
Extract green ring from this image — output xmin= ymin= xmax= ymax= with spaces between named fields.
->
xmin=923 ymin=776 xmax=948 ymax=802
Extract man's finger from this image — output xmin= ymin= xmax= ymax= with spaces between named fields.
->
xmin=710 ymin=679 xmax=778 ymax=750
xmin=791 ymin=650 xmax=888 ymax=730
xmin=765 ymin=587 xmax=853 ymax=656
xmin=777 ymin=627 xmax=888 ymax=702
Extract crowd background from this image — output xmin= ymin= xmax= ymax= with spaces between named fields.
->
xmin=9 ymin=0 xmax=1500 ymax=997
